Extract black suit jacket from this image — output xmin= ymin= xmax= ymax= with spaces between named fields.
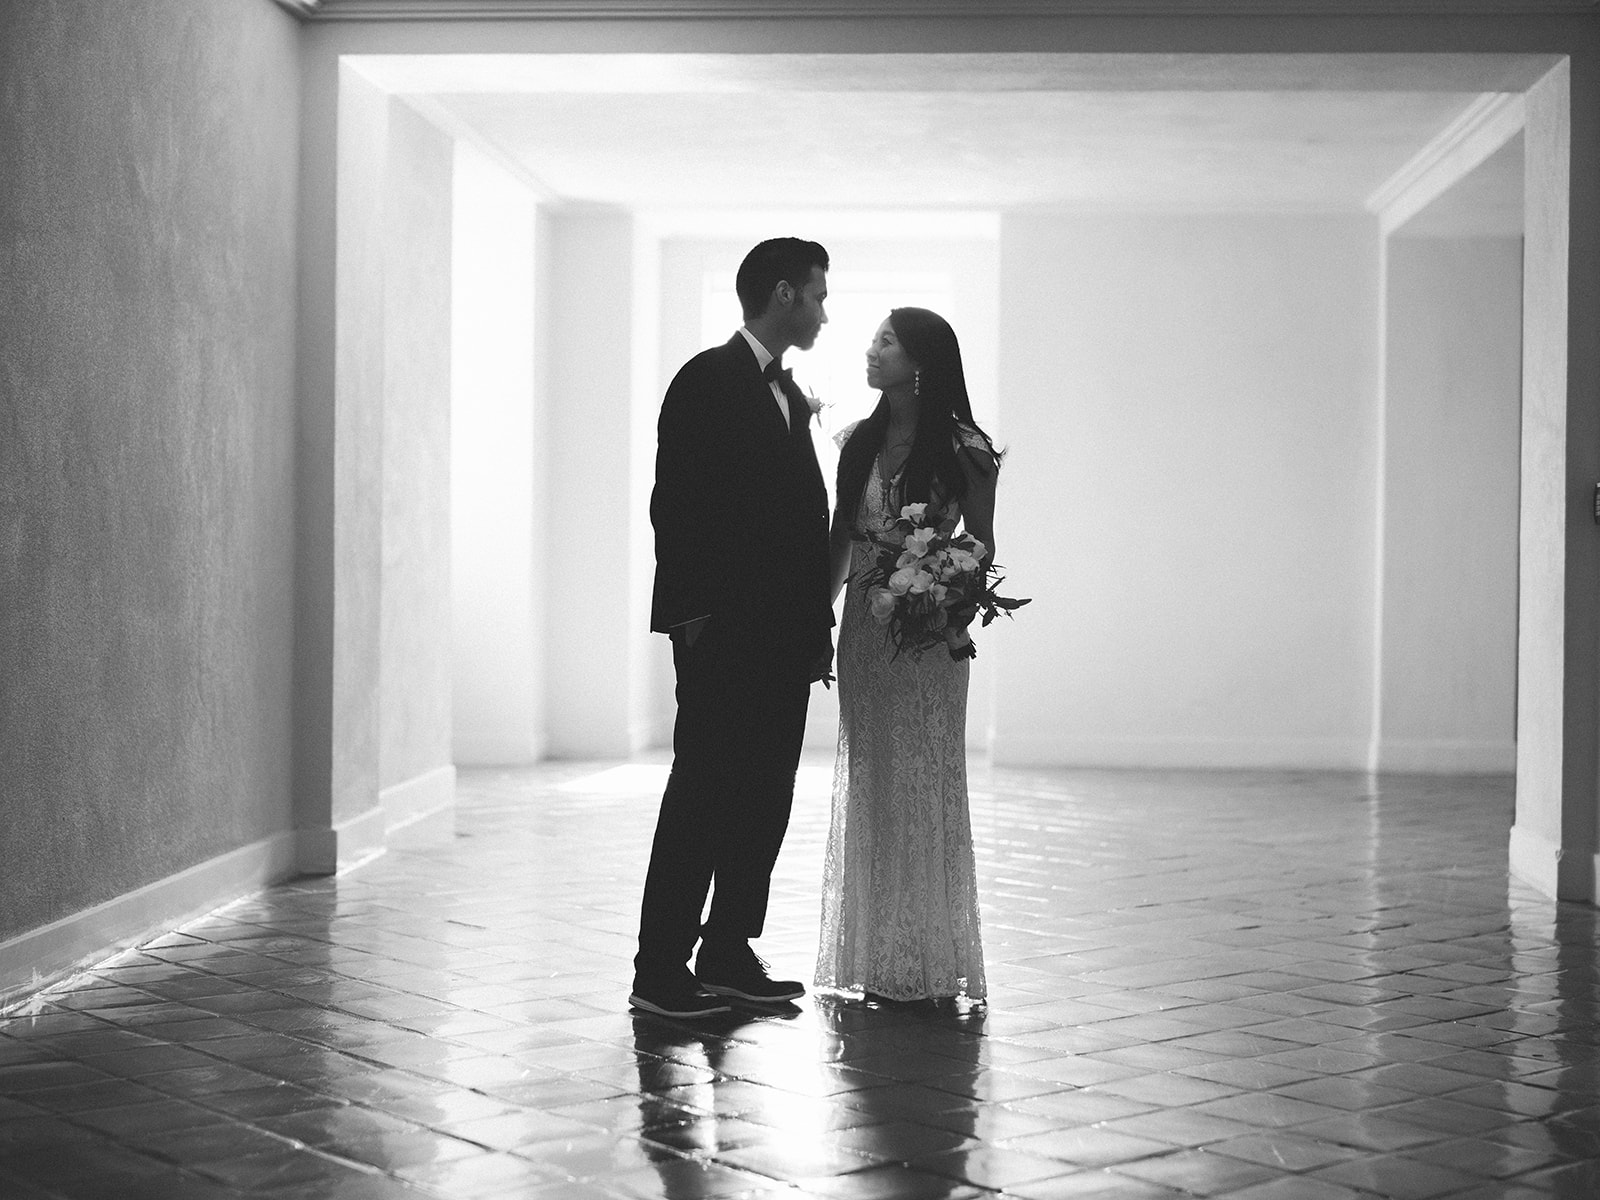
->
xmin=649 ymin=335 xmax=834 ymax=656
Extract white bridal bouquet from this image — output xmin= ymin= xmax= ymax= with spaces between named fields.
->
xmin=857 ymin=503 xmax=1030 ymax=661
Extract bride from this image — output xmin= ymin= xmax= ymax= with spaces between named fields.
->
xmin=815 ymin=307 xmax=1002 ymax=1004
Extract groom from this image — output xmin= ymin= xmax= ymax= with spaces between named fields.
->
xmin=631 ymin=238 xmax=836 ymax=1019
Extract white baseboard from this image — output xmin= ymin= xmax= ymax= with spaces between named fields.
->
xmin=1370 ymin=739 xmax=1516 ymax=775
xmin=628 ymin=719 xmax=660 ymax=756
xmin=451 ymin=735 xmax=544 ymax=766
xmin=0 ymin=832 xmax=299 ymax=1012
xmin=990 ymin=735 xmax=1370 ymax=771
xmin=1 ymin=763 xmax=464 ymax=1012
xmin=380 ymin=764 xmax=455 ymax=830
xmin=544 ymin=729 xmax=639 ymax=758
xmin=1508 ymin=821 xmax=1563 ymax=900
xmin=296 ymin=803 xmax=387 ymax=877
xmin=380 ymin=764 xmax=456 ymax=844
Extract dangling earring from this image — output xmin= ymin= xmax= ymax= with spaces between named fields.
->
xmin=913 ymin=369 xmax=921 ymax=398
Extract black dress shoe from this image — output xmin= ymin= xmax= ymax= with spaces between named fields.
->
xmin=629 ymin=972 xmax=732 ymax=1019
xmin=695 ymin=943 xmax=805 ymax=1003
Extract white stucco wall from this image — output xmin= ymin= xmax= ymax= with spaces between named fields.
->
xmin=993 ymin=213 xmax=1381 ymax=768
xmin=450 ymin=146 xmax=545 ymax=765
xmin=544 ymin=208 xmax=644 ymax=757
xmin=379 ymin=99 xmax=456 ymax=795
xmin=0 ymin=0 xmax=301 ymax=941
xmin=1377 ymin=235 xmax=1522 ymax=774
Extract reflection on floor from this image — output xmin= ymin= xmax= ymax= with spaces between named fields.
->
xmin=3 ymin=760 xmax=1599 ymax=1199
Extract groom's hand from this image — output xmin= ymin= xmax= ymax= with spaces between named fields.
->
xmin=810 ymin=645 xmax=835 ymax=688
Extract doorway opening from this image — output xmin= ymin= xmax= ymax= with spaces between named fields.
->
xmin=329 ymin=50 xmax=1574 ymax=895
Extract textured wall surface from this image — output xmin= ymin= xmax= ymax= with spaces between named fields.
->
xmin=995 ymin=213 xmax=1380 ymax=768
xmin=0 ymin=0 xmax=300 ymax=940
xmin=544 ymin=209 xmax=638 ymax=757
xmin=1381 ymin=235 xmax=1522 ymax=771
xmin=1512 ymin=58 xmax=1595 ymax=898
xmin=449 ymin=145 xmax=544 ymax=766
xmin=379 ymin=100 xmax=454 ymax=791
xmin=328 ymin=65 xmax=387 ymax=831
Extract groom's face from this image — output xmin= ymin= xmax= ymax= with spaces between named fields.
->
xmin=785 ymin=267 xmax=829 ymax=352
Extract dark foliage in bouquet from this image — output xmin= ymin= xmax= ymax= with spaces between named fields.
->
xmin=855 ymin=502 xmax=1030 ymax=661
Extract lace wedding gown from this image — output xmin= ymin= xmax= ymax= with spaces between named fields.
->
xmin=815 ymin=449 xmax=987 ymax=1002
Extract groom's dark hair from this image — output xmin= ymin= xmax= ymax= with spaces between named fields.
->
xmin=736 ymin=238 xmax=829 ymax=321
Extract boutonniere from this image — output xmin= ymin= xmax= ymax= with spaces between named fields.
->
xmin=803 ymin=389 xmax=825 ymax=418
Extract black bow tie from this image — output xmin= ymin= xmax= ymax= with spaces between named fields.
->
xmin=762 ymin=360 xmax=790 ymax=384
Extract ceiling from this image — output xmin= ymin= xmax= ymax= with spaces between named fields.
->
xmin=359 ymin=53 xmax=1542 ymax=221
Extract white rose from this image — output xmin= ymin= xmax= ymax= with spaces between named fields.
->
xmin=907 ymin=569 xmax=936 ymax=595
xmin=868 ymin=587 xmax=897 ymax=623
xmin=904 ymin=528 xmax=937 ymax=558
xmin=947 ymin=548 xmax=979 ymax=576
xmin=888 ymin=566 xmax=918 ymax=596
xmin=901 ymin=502 xmax=928 ymax=523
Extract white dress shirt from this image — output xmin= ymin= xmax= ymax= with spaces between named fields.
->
xmin=738 ymin=326 xmax=791 ymax=430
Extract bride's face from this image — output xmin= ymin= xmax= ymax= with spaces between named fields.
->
xmin=865 ymin=317 xmax=917 ymax=392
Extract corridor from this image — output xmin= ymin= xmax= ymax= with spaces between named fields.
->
xmin=2 ymin=762 xmax=1597 ymax=1199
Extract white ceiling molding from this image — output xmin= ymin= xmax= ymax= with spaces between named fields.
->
xmin=1367 ymin=90 xmax=1526 ymax=233
xmin=284 ymin=0 xmax=1597 ymax=20
xmin=350 ymin=51 xmax=1557 ymax=95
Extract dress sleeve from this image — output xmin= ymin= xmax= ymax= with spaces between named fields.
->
xmin=834 ymin=419 xmax=863 ymax=451
xmin=954 ymin=422 xmax=998 ymax=475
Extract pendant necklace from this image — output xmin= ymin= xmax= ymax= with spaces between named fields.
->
xmin=880 ymin=437 xmax=912 ymax=510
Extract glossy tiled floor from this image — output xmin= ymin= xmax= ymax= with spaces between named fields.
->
xmin=3 ymin=759 xmax=1599 ymax=1200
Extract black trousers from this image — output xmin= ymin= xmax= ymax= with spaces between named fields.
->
xmin=634 ymin=624 xmax=811 ymax=981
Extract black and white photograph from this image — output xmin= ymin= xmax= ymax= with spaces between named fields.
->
xmin=3 ymin=2 xmax=1600 ymax=1198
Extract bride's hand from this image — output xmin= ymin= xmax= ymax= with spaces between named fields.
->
xmin=942 ymin=622 xmax=972 ymax=651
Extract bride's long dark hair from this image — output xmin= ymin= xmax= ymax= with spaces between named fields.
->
xmin=835 ymin=307 xmax=1001 ymax=524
